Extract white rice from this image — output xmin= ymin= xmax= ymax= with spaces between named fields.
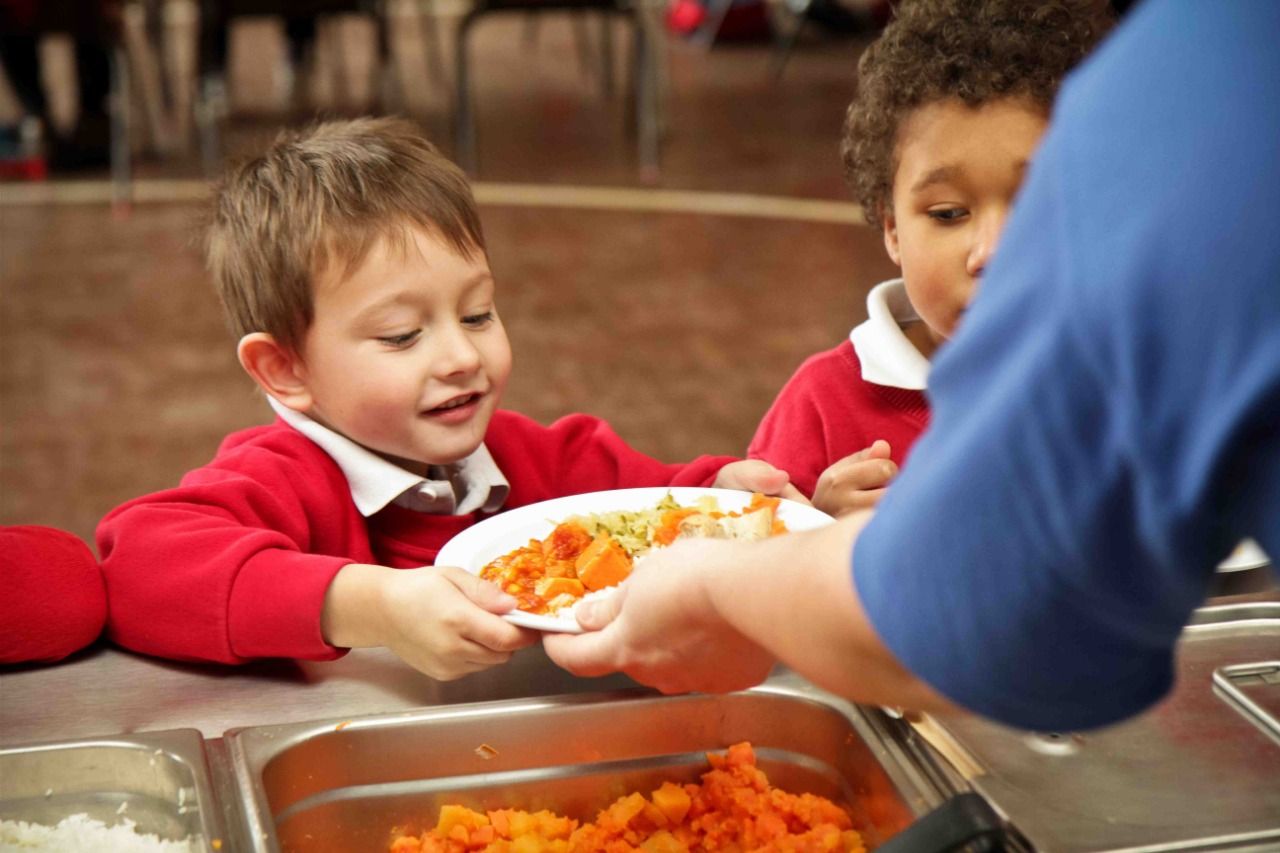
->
xmin=0 ymin=813 xmax=197 ymax=852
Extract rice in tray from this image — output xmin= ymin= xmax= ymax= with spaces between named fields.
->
xmin=0 ymin=814 xmax=197 ymax=852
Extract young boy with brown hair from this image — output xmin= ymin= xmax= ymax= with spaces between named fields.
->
xmin=749 ymin=0 xmax=1112 ymax=517
xmin=96 ymin=117 xmax=794 ymax=680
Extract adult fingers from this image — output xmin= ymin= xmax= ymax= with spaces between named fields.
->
xmin=542 ymin=629 xmax=623 ymax=678
xmin=574 ymin=586 xmax=627 ymax=631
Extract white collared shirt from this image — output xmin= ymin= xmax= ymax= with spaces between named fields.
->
xmin=849 ymin=279 xmax=931 ymax=391
xmin=267 ymin=397 xmax=510 ymax=517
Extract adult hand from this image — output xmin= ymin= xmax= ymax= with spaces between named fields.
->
xmin=542 ymin=538 xmax=776 ymax=694
xmin=322 ymin=563 xmax=540 ymax=681
xmin=812 ymin=440 xmax=897 ymax=517
xmin=713 ymin=459 xmax=809 ymax=504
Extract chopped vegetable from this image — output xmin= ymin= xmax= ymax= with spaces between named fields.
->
xmin=388 ymin=742 xmax=863 ymax=852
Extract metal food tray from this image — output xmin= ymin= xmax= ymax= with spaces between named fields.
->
xmin=930 ymin=601 xmax=1280 ymax=852
xmin=223 ymin=679 xmax=955 ymax=852
xmin=0 ymin=727 xmax=227 ymax=851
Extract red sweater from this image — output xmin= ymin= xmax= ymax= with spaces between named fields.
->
xmin=96 ymin=410 xmax=733 ymax=665
xmin=748 ymin=339 xmax=930 ymax=498
xmin=0 ymin=525 xmax=105 ymax=664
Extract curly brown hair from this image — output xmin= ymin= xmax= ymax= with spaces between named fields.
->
xmin=842 ymin=0 xmax=1112 ymax=229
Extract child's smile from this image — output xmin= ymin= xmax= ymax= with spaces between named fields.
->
xmin=423 ymin=392 xmax=485 ymax=424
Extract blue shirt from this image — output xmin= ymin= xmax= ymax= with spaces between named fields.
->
xmin=854 ymin=0 xmax=1280 ymax=731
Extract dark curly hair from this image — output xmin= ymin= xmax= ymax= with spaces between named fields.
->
xmin=842 ymin=0 xmax=1113 ymax=229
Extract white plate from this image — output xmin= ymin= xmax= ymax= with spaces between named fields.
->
xmin=1217 ymin=538 xmax=1271 ymax=573
xmin=436 ymin=487 xmax=835 ymax=632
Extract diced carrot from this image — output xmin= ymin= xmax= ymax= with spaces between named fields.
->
xmin=640 ymin=829 xmax=688 ymax=852
xmin=437 ymin=805 xmax=488 ymax=838
xmin=574 ymin=535 xmax=633 ymax=591
xmin=651 ymin=782 xmax=691 ymax=825
xmin=535 ymin=576 xmax=585 ymax=600
xmin=486 ymin=811 xmax=509 ymax=838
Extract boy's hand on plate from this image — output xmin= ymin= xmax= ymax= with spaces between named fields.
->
xmin=713 ymin=459 xmax=809 ymax=504
xmin=323 ymin=563 xmax=540 ymax=681
xmin=542 ymin=538 xmax=776 ymax=694
xmin=812 ymin=440 xmax=897 ymax=517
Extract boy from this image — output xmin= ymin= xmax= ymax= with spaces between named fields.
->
xmin=749 ymin=0 xmax=1111 ymax=516
xmin=96 ymin=118 xmax=794 ymax=681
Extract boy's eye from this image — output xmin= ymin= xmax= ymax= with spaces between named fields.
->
xmin=927 ymin=207 xmax=968 ymax=223
xmin=462 ymin=311 xmax=495 ymax=328
xmin=377 ymin=330 xmax=421 ymax=348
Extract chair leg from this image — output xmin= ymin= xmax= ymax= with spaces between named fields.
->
xmin=631 ymin=11 xmax=659 ymax=184
xmin=108 ymin=46 xmax=132 ymax=212
xmin=454 ymin=11 xmax=481 ymax=175
xmin=194 ymin=72 xmax=225 ymax=179
xmin=417 ymin=0 xmax=448 ymax=86
xmin=771 ymin=0 xmax=811 ymax=80
xmin=599 ymin=12 xmax=615 ymax=98
xmin=694 ymin=0 xmax=736 ymax=48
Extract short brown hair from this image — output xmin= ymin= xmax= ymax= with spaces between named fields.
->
xmin=206 ymin=117 xmax=485 ymax=353
xmin=842 ymin=0 xmax=1112 ymax=229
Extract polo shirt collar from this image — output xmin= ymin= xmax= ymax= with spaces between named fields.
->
xmin=267 ymin=396 xmax=510 ymax=517
xmin=849 ymin=278 xmax=931 ymax=391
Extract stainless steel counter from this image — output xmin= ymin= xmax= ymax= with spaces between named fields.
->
xmin=0 ymin=643 xmax=639 ymax=746
xmin=1 ymin=586 xmax=1276 ymax=747
xmin=2 ymin=587 xmax=1277 ymax=853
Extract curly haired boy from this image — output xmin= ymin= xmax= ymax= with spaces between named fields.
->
xmin=750 ymin=0 xmax=1113 ymax=516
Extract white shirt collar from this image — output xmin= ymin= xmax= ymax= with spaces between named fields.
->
xmin=849 ymin=279 xmax=931 ymax=391
xmin=267 ymin=396 xmax=510 ymax=517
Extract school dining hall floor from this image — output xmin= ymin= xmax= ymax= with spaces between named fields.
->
xmin=0 ymin=11 xmax=896 ymax=546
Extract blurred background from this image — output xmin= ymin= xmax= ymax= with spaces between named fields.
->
xmin=0 ymin=0 xmax=898 ymax=546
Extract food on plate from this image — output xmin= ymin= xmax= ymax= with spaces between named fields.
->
xmin=388 ymin=741 xmax=865 ymax=853
xmin=479 ymin=493 xmax=787 ymax=616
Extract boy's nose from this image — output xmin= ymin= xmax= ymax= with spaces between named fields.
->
xmin=967 ymin=213 xmax=1006 ymax=277
xmin=433 ymin=328 xmax=483 ymax=376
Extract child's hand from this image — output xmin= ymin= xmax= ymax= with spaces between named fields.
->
xmin=812 ymin=440 xmax=897 ymax=517
xmin=322 ymin=563 xmax=539 ymax=680
xmin=713 ymin=459 xmax=808 ymax=503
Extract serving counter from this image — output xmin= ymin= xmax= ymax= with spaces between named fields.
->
xmin=2 ymin=589 xmax=1278 ymax=852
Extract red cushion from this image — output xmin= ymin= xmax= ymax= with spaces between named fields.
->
xmin=0 ymin=526 xmax=106 ymax=663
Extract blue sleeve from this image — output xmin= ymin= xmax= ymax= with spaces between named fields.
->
xmin=854 ymin=0 xmax=1280 ymax=732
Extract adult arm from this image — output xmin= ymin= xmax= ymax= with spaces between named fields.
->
xmin=544 ymin=513 xmax=953 ymax=712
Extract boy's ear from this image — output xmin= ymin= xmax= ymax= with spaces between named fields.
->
xmin=881 ymin=206 xmax=902 ymax=267
xmin=237 ymin=333 xmax=313 ymax=412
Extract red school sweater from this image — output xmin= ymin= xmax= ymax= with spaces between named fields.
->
xmin=0 ymin=525 xmax=106 ymax=664
xmin=96 ymin=410 xmax=733 ymax=665
xmin=748 ymin=339 xmax=930 ymax=498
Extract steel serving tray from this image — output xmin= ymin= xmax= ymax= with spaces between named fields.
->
xmin=224 ymin=679 xmax=954 ymax=852
xmin=0 ymin=727 xmax=228 ymax=851
xmin=926 ymin=601 xmax=1280 ymax=852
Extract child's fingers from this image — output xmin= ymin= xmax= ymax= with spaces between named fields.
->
xmin=441 ymin=565 xmax=519 ymax=614
xmin=777 ymin=482 xmax=810 ymax=504
xmin=825 ymin=456 xmax=898 ymax=491
xmin=846 ymin=439 xmax=892 ymax=463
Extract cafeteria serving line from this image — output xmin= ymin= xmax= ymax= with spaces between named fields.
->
xmin=5 ymin=1 xmax=1280 ymax=851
